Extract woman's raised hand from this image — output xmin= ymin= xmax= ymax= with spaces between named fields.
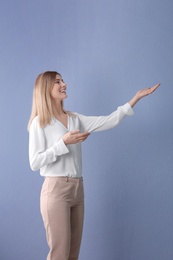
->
xmin=63 ymin=130 xmax=90 ymax=145
xmin=129 ymin=83 xmax=160 ymax=107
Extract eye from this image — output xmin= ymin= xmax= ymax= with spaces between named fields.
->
xmin=55 ymin=80 xmax=60 ymax=84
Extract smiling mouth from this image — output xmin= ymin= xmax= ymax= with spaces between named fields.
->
xmin=60 ymin=89 xmax=66 ymax=93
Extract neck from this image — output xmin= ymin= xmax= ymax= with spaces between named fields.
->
xmin=52 ymin=100 xmax=65 ymax=117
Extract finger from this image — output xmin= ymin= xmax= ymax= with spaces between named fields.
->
xmin=71 ymin=130 xmax=80 ymax=135
xmin=78 ymin=133 xmax=90 ymax=141
xmin=145 ymin=83 xmax=160 ymax=95
xmin=77 ymin=132 xmax=90 ymax=138
xmin=82 ymin=132 xmax=90 ymax=136
xmin=79 ymin=136 xmax=89 ymax=142
xmin=151 ymin=83 xmax=160 ymax=92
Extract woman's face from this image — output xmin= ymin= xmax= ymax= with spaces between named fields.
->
xmin=51 ymin=74 xmax=67 ymax=101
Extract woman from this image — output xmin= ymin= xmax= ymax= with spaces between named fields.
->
xmin=28 ymin=71 xmax=160 ymax=260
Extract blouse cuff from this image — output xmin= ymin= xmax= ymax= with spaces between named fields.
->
xmin=122 ymin=103 xmax=134 ymax=116
xmin=53 ymin=138 xmax=69 ymax=156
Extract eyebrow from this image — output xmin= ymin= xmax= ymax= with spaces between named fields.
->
xmin=55 ymin=78 xmax=63 ymax=81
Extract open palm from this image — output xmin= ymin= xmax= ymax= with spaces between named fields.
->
xmin=136 ymin=83 xmax=160 ymax=100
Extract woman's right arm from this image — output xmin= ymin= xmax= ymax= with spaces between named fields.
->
xmin=29 ymin=118 xmax=69 ymax=171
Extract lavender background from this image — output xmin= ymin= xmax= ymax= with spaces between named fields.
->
xmin=0 ymin=0 xmax=173 ymax=259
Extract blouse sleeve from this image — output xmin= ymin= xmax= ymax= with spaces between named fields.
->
xmin=77 ymin=103 xmax=134 ymax=132
xmin=29 ymin=117 xmax=69 ymax=171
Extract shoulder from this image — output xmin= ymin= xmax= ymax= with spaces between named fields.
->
xmin=30 ymin=116 xmax=39 ymax=127
xmin=29 ymin=116 xmax=42 ymax=132
xmin=66 ymin=111 xmax=78 ymax=118
xmin=68 ymin=112 xmax=85 ymax=122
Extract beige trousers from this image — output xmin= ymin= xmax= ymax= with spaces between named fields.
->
xmin=40 ymin=177 xmax=84 ymax=260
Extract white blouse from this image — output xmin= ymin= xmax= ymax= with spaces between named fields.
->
xmin=29 ymin=103 xmax=134 ymax=177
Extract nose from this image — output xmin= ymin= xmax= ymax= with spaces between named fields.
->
xmin=62 ymin=81 xmax=67 ymax=88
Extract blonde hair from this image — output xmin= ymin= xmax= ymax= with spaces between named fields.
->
xmin=27 ymin=71 xmax=64 ymax=130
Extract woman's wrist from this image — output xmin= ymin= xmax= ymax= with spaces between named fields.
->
xmin=63 ymin=138 xmax=68 ymax=145
xmin=128 ymin=95 xmax=140 ymax=108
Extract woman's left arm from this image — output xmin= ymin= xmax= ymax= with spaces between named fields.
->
xmin=129 ymin=83 xmax=160 ymax=107
xmin=77 ymin=83 xmax=160 ymax=133
xmin=77 ymin=103 xmax=134 ymax=133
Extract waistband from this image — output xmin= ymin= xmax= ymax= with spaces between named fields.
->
xmin=44 ymin=176 xmax=83 ymax=183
